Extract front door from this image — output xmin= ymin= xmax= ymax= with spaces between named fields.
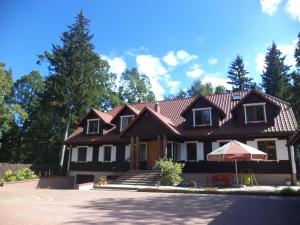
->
xmin=147 ymin=141 xmax=161 ymax=169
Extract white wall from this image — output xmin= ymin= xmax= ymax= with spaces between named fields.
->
xmin=125 ymin=145 xmax=130 ymax=161
xmin=247 ymin=139 xmax=289 ymax=161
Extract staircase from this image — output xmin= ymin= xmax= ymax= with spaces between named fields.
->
xmin=111 ymin=170 xmax=161 ymax=186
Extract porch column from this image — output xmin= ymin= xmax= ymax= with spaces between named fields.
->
xmin=163 ymin=135 xmax=167 ymax=159
xmin=135 ymin=136 xmax=140 ymax=170
xmin=130 ymin=137 xmax=135 ymax=170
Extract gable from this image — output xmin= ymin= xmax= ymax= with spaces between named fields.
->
xmin=232 ymin=91 xmax=280 ymax=125
xmin=121 ymin=110 xmax=177 ymax=138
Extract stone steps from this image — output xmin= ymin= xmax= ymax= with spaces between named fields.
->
xmin=111 ymin=170 xmax=161 ymax=186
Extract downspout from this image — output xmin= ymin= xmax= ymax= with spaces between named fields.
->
xmin=60 ymin=109 xmax=72 ymax=168
xmin=289 ymin=145 xmax=297 ymax=185
xmin=67 ymin=145 xmax=72 ymax=176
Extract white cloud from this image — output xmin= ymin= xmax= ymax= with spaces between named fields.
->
xmin=167 ymin=80 xmax=181 ymax=94
xmin=101 ymin=55 xmax=127 ymax=80
xmin=136 ymin=54 xmax=168 ymax=100
xmin=255 ymin=52 xmax=266 ymax=73
xmin=285 ymin=0 xmax=300 ymax=21
xmin=163 ymin=51 xmax=179 ymax=67
xmin=176 ymin=50 xmax=198 ymax=63
xmin=201 ymin=75 xmax=231 ymax=90
xmin=260 ymin=0 xmax=282 ymax=15
xmin=207 ymin=57 xmax=218 ymax=65
xmin=278 ymin=40 xmax=298 ymax=66
xmin=186 ymin=64 xmax=204 ymax=78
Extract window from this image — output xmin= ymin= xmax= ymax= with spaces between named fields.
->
xmin=78 ymin=147 xmax=87 ymax=162
xmin=257 ymin=141 xmax=276 ymax=160
xmin=103 ymin=146 xmax=112 ymax=162
xmin=167 ymin=142 xmax=173 ymax=158
xmin=87 ymin=119 xmax=99 ymax=134
xmin=193 ymin=108 xmax=212 ymax=127
xmin=244 ymin=103 xmax=266 ymax=124
xmin=187 ymin=143 xmax=197 ymax=161
xmin=219 ymin=141 xmax=229 ymax=147
xmin=139 ymin=143 xmax=147 ymax=161
xmin=120 ymin=115 xmax=135 ymax=131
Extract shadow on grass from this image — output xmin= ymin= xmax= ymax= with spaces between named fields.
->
xmin=67 ymin=193 xmax=300 ymax=225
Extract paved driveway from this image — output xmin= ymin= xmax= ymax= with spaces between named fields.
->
xmin=0 ymin=186 xmax=299 ymax=225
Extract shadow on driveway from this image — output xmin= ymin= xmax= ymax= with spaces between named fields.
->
xmin=67 ymin=193 xmax=300 ymax=225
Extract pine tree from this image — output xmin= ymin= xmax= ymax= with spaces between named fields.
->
xmin=227 ymin=55 xmax=253 ymax=91
xmin=261 ymin=42 xmax=291 ymax=101
xmin=295 ymin=32 xmax=300 ymax=69
xmin=37 ymin=11 xmax=118 ymax=163
xmin=118 ymin=68 xmax=155 ymax=104
xmin=291 ymin=32 xmax=300 ymax=121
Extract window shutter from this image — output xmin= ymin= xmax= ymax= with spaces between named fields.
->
xmin=197 ymin=142 xmax=204 ymax=161
xmin=71 ymin=147 xmax=78 ymax=162
xmin=125 ymin=145 xmax=130 ymax=161
xmin=86 ymin=147 xmax=93 ymax=162
xmin=247 ymin=141 xmax=257 ymax=149
xmin=180 ymin=143 xmax=187 ymax=161
xmin=98 ymin=146 xmax=104 ymax=162
xmin=212 ymin=142 xmax=219 ymax=151
xmin=111 ymin=146 xmax=116 ymax=162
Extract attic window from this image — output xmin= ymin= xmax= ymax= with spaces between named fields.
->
xmin=232 ymin=95 xmax=241 ymax=101
xmin=244 ymin=103 xmax=267 ymax=124
xmin=193 ymin=107 xmax=212 ymax=127
xmin=87 ymin=119 xmax=100 ymax=134
xmin=120 ymin=115 xmax=135 ymax=131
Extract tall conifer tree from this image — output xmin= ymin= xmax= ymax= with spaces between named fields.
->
xmin=227 ymin=55 xmax=253 ymax=91
xmin=261 ymin=42 xmax=291 ymax=101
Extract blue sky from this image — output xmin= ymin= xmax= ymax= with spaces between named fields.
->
xmin=0 ymin=0 xmax=299 ymax=99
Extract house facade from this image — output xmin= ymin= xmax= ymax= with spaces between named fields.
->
xmin=64 ymin=90 xmax=298 ymax=185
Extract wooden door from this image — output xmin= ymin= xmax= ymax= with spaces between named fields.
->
xmin=147 ymin=141 xmax=161 ymax=169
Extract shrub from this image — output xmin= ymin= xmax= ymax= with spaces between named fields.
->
xmin=279 ymin=187 xmax=298 ymax=196
xmin=155 ymin=159 xmax=185 ymax=186
xmin=3 ymin=167 xmax=38 ymax=182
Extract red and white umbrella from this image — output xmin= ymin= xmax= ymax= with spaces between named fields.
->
xmin=207 ymin=140 xmax=267 ymax=185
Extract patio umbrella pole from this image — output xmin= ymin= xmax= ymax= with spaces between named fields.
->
xmin=235 ymin=159 xmax=239 ymax=186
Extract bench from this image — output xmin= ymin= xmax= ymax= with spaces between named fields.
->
xmin=206 ymin=173 xmax=233 ymax=186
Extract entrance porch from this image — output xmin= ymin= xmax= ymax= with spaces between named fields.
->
xmin=129 ymin=135 xmax=175 ymax=170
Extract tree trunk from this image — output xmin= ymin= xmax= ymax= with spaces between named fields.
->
xmin=59 ymin=111 xmax=71 ymax=168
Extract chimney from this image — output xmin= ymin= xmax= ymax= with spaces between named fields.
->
xmin=155 ymin=101 xmax=160 ymax=113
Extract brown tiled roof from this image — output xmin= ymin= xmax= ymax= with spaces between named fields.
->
xmin=65 ymin=90 xmax=298 ymax=144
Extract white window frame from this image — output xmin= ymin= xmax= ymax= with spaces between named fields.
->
xmin=255 ymin=138 xmax=277 ymax=161
xmin=139 ymin=142 xmax=147 ymax=161
xmin=102 ymin=145 xmax=113 ymax=162
xmin=77 ymin=146 xmax=88 ymax=162
xmin=167 ymin=141 xmax=173 ymax=158
xmin=186 ymin=141 xmax=198 ymax=161
xmin=243 ymin=103 xmax=267 ymax=124
xmin=192 ymin=107 xmax=212 ymax=127
xmin=86 ymin=119 xmax=100 ymax=134
xmin=120 ymin=115 xmax=135 ymax=132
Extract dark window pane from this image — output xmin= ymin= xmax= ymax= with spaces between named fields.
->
xmin=88 ymin=120 xmax=99 ymax=133
xmin=257 ymin=141 xmax=276 ymax=160
xmin=187 ymin=143 xmax=197 ymax=161
xmin=194 ymin=109 xmax=211 ymax=126
xmin=246 ymin=105 xmax=265 ymax=122
xmin=167 ymin=143 xmax=172 ymax=158
xmin=139 ymin=144 xmax=147 ymax=161
xmin=78 ymin=147 xmax=87 ymax=162
xmin=104 ymin=146 xmax=111 ymax=161
xmin=219 ymin=142 xmax=229 ymax=147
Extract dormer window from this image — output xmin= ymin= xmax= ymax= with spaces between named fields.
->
xmin=244 ymin=103 xmax=266 ymax=124
xmin=120 ymin=115 xmax=134 ymax=131
xmin=87 ymin=119 xmax=100 ymax=134
xmin=193 ymin=107 xmax=212 ymax=127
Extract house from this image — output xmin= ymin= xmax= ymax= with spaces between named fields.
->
xmin=64 ymin=89 xmax=298 ymax=185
